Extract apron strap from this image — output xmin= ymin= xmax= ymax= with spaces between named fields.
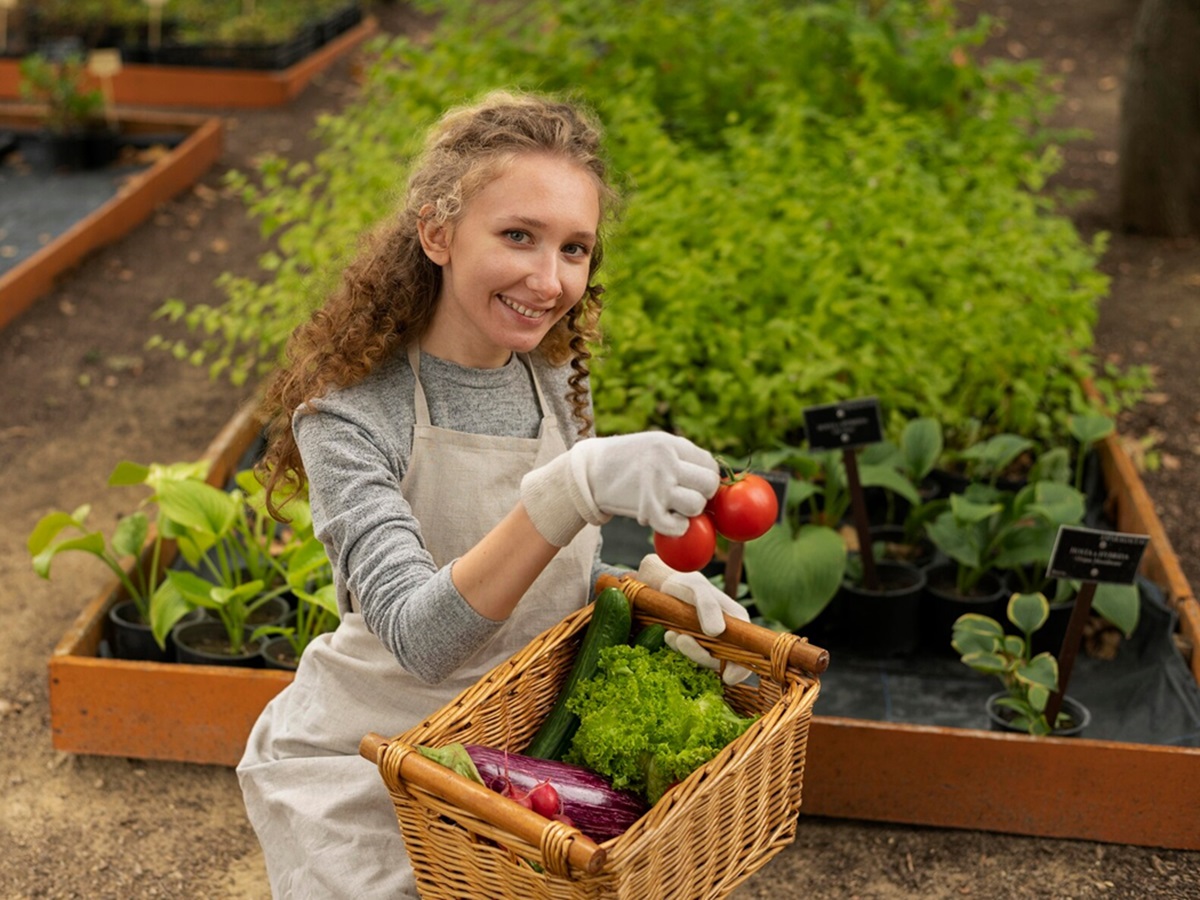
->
xmin=407 ymin=344 xmax=433 ymax=426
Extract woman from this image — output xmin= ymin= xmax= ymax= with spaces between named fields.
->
xmin=238 ymin=90 xmax=747 ymax=898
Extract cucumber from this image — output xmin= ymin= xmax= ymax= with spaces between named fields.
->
xmin=631 ymin=623 xmax=667 ymax=652
xmin=524 ymin=586 xmax=632 ymax=760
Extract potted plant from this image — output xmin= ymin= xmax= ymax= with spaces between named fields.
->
xmin=928 ymin=431 xmax=1038 ymax=499
xmin=150 ymin=469 xmax=310 ymax=664
xmin=258 ymin=577 xmax=339 ymax=671
xmin=739 ymin=447 xmax=848 ymax=639
xmin=736 ymin=441 xmax=912 ymax=637
xmin=989 ymin=413 xmax=1140 ymax=655
xmin=859 ymin=416 xmax=944 ymax=568
xmin=17 ymin=51 xmax=117 ymax=172
xmin=28 ymin=460 xmax=212 ymax=661
xmin=921 ymin=471 xmax=1088 ymax=652
xmin=861 ymin=415 xmax=944 ymax=529
xmin=952 ymin=591 xmax=1091 ymax=737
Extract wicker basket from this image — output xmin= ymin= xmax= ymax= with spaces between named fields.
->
xmin=359 ymin=573 xmax=827 ymax=900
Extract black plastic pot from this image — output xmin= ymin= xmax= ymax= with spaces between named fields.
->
xmin=108 ymin=602 xmax=206 ymax=661
xmin=260 ymin=635 xmax=300 ymax=671
xmin=107 ymin=599 xmax=169 ymax=662
xmin=792 ymin=593 xmax=844 ymax=648
xmin=245 ymin=594 xmax=291 ymax=628
xmin=868 ymin=524 xmax=938 ymax=570
xmin=838 ymin=560 xmax=927 ymax=657
xmin=23 ymin=129 xmax=119 ymax=174
xmin=927 ymin=468 xmax=1028 ymax=498
xmin=921 ymin=561 xmax=1009 ymax=655
xmin=172 ymin=621 xmax=263 ymax=668
xmin=864 ymin=475 xmax=942 ymax=528
xmin=986 ymin=692 xmax=1091 ymax=738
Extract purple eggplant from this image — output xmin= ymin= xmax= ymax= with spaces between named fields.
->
xmin=464 ymin=744 xmax=647 ymax=843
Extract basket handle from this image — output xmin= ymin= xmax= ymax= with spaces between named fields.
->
xmin=596 ymin=573 xmax=829 ymax=676
xmin=358 ymin=733 xmax=608 ymax=877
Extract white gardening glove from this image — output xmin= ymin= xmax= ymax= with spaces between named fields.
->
xmin=520 ymin=432 xmax=719 ymax=548
xmin=637 ymin=553 xmax=753 ymax=685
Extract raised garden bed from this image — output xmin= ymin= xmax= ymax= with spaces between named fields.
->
xmin=47 ymin=397 xmax=1200 ymax=851
xmin=0 ymin=14 xmax=378 ymax=109
xmin=0 ymin=105 xmax=222 ymax=331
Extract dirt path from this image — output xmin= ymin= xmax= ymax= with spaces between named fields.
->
xmin=1 ymin=2 xmax=1198 ymax=898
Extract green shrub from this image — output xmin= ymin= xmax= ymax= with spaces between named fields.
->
xmin=152 ymin=0 xmax=1148 ymax=454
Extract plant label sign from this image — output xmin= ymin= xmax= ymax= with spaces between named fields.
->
xmin=87 ymin=49 xmax=123 ymax=79
xmin=1046 ymin=525 xmax=1149 ymax=584
xmin=802 ymin=397 xmax=883 ymax=450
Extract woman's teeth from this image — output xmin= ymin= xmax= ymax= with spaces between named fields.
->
xmin=500 ymin=296 xmax=547 ymax=319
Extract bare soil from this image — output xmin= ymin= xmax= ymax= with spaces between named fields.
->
xmin=2 ymin=2 xmax=1198 ymax=897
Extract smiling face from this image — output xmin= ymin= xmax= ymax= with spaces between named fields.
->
xmin=417 ymin=152 xmax=601 ymax=368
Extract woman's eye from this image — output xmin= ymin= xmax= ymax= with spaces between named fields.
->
xmin=504 ymin=230 xmax=530 ymax=243
xmin=563 ymin=243 xmax=592 ymax=258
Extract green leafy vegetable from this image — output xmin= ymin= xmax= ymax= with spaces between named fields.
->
xmin=564 ymin=644 xmax=757 ymax=804
xmin=416 ymin=743 xmax=485 ymax=786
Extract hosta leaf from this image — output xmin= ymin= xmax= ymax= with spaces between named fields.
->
xmin=858 ymin=463 xmax=920 ymax=505
xmin=1092 ymin=582 xmax=1139 ymax=638
xmin=157 ymin=479 xmax=238 ymax=537
xmin=1028 ymin=481 xmax=1086 ymax=526
xmin=27 ymin=507 xmax=90 ymax=555
xmin=1027 ymin=447 xmax=1071 ymax=484
xmin=165 ymin=569 xmax=221 ymax=609
xmin=962 ymin=434 xmax=1034 ymax=477
xmin=31 ymin=533 xmax=106 ymax=578
xmin=149 ymin=578 xmax=193 ymax=649
xmin=900 ymin=417 xmax=943 ymax=481
xmin=295 ymin=583 xmax=339 ymax=618
xmin=107 ymin=461 xmax=150 ymax=487
xmin=948 ymin=493 xmax=1004 ymax=525
xmin=926 ymin=511 xmax=986 ymax=569
xmin=743 ymin=523 xmax=846 ymax=630
xmin=1069 ymin=413 xmax=1115 ymax=445
xmin=111 ymin=513 xmax=150 ymax=559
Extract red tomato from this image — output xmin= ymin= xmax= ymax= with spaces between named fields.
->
xmin=706 ymin=473 xmax=779 ymax=542
xmin=653 ymin=514 xmax=717 ymax=573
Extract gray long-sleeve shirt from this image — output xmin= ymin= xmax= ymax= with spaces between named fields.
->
xmin=294 ymin=347 xmax=618 ymax=684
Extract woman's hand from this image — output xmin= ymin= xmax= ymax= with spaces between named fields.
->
xmin=519 ymin=432 xmax=719 ymax=547
xmin=637 ymin=553 xmax=753 ymax=685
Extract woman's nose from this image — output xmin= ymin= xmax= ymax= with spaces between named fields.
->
xmin=526 ymin=253 xmax=564 ymax=301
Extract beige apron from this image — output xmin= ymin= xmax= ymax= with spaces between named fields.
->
xmin=239 ymin=346 xmax=598 ymax=899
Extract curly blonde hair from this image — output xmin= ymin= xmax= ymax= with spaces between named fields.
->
xmin=258 ymin=91 xmax=617 ymax=519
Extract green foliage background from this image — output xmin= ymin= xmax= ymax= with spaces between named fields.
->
xmin=154 ymin=0 xmax=1147 ymax=455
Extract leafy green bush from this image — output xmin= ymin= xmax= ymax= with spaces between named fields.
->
xmin=152 ymin=0 xmax=1147 ymax=454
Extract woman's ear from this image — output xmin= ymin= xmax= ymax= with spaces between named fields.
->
xmin=417 ymin=205 xmax=451 ymax=266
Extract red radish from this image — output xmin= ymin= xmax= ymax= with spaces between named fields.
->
xmin=526 ymin=779 xmax=561 ymax=818
xmin=500 ymin=781 xmax=533 ymax=808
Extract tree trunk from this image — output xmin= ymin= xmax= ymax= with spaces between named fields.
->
xmin=1117 ymin=0 xmax=1200 ymax=236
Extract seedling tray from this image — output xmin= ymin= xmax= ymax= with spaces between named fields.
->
xmin=0 ymin=15 xmax=378 ymax=109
